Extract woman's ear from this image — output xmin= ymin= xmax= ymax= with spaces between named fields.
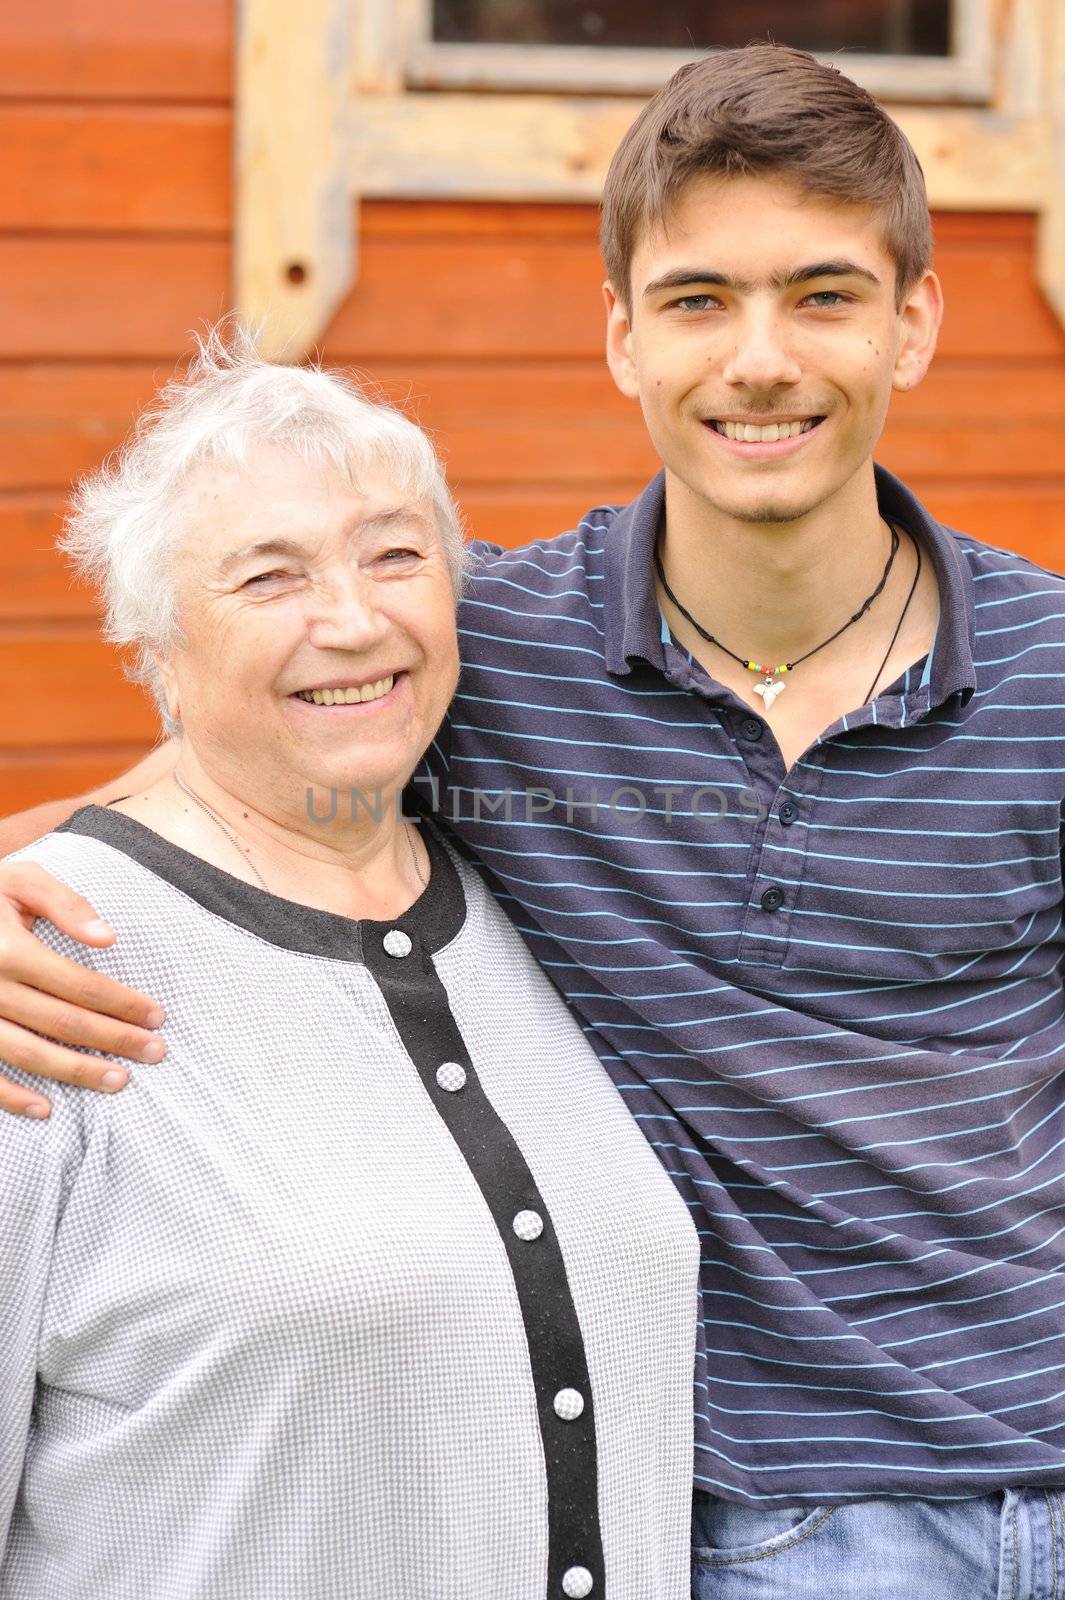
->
xmin=153 ymin=656 xmax=181 ymax=729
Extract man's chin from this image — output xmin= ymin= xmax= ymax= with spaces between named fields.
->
xmin=703 ymin=493 xmax=821 ymax=527
xmin=668 ymin=460 xmax=827 ymax=529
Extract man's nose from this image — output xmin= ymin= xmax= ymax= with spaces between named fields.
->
xmin=720 ymin=308 xmax=802 ymax=392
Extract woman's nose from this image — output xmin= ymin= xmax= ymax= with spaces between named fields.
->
xmin=304 ymin=575 xmax=389 ymax=649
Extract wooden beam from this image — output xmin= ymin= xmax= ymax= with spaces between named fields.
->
xmin=1036 ymin=0 xmax=1065 ymax=324
xmin=350 ymin=95 xmax=1051 ymax=213
xmin=234 ymin=0 xmax=356 ymax=361
xmin=403 ymin=38 xmax=994 ymax=104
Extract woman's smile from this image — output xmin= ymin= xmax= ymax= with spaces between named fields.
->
xmin=289 ymin=671 xmax=402 ymax=709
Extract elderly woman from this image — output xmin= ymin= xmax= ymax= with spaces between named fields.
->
xmin=0 ymin=333 xmax=698 ymax=1600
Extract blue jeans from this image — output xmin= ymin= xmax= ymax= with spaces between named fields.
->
xmin=691 ymin=1488 xmax=1065 ymax=1600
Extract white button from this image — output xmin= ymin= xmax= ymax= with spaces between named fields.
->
xmin=383 ymin=929 xmax=412 ymax=958
xmin=435 ymin=1062 xmax=466 ymax=1093
xmin=562 ymin=1567 xmax=594 ymax=1598
xmin=513 ymin=1210 xmax=544 ymax=1241
xmin=553 ymin=1387 xmax=584 ymax=1421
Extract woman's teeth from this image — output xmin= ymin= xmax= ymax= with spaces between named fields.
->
xmin=711 ymin=418 xmax=819 ymax=441
xmin=295 ymin=675 xmax=394 ymax=706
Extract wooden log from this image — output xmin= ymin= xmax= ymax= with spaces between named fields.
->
xmin=0 ymin=0 xmax=231 ymax=101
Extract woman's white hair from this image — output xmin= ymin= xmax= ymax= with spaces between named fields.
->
xmin=62 ymin=321 xmax=468 ymax=727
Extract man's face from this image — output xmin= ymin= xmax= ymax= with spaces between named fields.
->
xmin=605 ymin=174 xmax=941 ymax=526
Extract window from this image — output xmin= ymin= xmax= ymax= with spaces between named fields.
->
xmin=404 ymin=0 xmax=990 ymax=102
xmin=434 ymin=1 xmax=951 ymax=57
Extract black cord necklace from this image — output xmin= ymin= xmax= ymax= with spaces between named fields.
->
xmin=654 ymin=524 xmax=900 ymax=711
xmin=861 ymin=534 xmax=922 ymax=705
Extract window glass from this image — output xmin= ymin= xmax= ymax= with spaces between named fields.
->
xmin=433 ymin=1 xmax=951 ymax=55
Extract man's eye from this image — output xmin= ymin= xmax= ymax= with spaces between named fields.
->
xmin=801 ymin=291 xmax=849 ymax=308
xmin=379 ymin=547 xmax=420 ymax=563
xmin=674 ymin=295 xmax=717 ymax=312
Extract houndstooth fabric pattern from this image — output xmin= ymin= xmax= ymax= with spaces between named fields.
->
xmin=0 ymin=825 xmax=698 ymax=1600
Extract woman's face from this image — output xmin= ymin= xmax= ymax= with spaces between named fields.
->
xmin=158 ymin=444 xmax=461 ymax=814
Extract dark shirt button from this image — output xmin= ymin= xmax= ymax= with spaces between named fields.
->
xmin=740 ymin=718 xmax=764 ymax=741
xmin=779 ymin=801 xmax=797 ymax=826
xmin=760 ymin=886 xmax=785 ymax=913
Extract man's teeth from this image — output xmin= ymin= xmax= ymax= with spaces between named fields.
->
xmin=296 ymin=674 xmax=394 ymax=706
xmin=712 ymin=418 xmax=818 ymax=441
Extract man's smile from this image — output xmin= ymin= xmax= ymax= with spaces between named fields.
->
xmin=704 ymin=415 xmax=824 ymax=441
xmin=700 ymin=413 xmax=827 ymax=457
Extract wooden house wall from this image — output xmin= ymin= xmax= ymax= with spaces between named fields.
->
xmin=2 ymin=0 xmax=1064 ymax=810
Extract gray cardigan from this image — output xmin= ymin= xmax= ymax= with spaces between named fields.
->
xmin=0 ymin=809 xmax=698 ymax=1599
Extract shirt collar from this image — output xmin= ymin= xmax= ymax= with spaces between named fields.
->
xmin=602 ymin=464 xmax=977 ymax=709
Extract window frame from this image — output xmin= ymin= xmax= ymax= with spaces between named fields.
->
xmin=401 ymin=0 xmax=993 ymax=104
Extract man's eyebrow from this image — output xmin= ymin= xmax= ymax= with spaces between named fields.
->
xmin=778 ymin=259 xmax=882 ymax=290
xmin=643 ymin=259 xmax=882 ymax=299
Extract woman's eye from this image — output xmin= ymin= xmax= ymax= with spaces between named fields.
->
xmin=241 ymin=570 xmax=289 ymax=588
xmin=379 ymin=547 xmax=420 ymax=563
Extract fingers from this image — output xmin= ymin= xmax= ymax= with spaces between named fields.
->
xmin=0 ymin=978 xmax=165 ymax=1064
xmin=0 ymin=862 xmax=167 ymax=1115
xmin=0 ymin=1017 xmax=135 ymax=1117
xmin=0 ymin=1070 xmax=53 ymax=1120
xmin=0 ymin=861 xmax=117 ymax=945
xmin=0 ymin=922 xmax=165 ymax=1034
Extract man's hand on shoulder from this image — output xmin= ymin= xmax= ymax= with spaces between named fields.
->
xmin=0 ymin=743 xmax=175 ymax=1119
xmin=0 ymin=798 xmax=82 ymax=859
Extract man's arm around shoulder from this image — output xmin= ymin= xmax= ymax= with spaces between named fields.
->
xmin=0 ymin=743 xmax=176 ymax=1119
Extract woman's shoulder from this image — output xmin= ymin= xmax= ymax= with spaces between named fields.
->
xmin=6 ymin=808 xmax=208 ymax=991
xmin=8 ymin=809 xmax=160 ymax=919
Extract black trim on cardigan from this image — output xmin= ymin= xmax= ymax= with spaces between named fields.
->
xmin=59 ymin=804 xmax=466 ymax=960
xmin=363 ymin=927 xmax=605 ymax=1598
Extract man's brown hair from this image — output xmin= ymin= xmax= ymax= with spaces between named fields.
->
xmin=601 ymin=42 xmax=932 ymax=309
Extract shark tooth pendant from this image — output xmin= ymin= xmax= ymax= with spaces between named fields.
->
xmin=752 ymin=678 xmax=787 ymax=710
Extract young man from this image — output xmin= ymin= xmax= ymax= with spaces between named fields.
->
xmin=3 ymin=42 xmax=1065 ymax=1593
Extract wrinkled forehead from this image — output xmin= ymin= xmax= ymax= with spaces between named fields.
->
xmin=171 ymin=444 xmax=437 ymax=564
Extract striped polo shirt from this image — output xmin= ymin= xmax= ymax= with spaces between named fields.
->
xmin=422 ymin=463 xmax=1065 ymax=1506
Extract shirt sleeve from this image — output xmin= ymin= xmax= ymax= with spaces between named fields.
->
xmin=0 ymin=1084 xmax=81 ymax=1547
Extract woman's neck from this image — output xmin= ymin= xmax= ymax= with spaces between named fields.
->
xmin=111 ymin=750 xmax=428 ymax=922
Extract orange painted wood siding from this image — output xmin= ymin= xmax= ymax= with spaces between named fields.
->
xmin=2 ymin=1 xmax=1064 ymax=809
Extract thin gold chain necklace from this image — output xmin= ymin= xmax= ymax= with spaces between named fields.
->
xmin=171 ymin=774 xmax=428 ymax=896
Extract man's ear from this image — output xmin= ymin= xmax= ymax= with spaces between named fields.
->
xmin=603 ymin=280 xmax=641 ymax=400
xmin=892 ymin=269 xmax=943 ymax=392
